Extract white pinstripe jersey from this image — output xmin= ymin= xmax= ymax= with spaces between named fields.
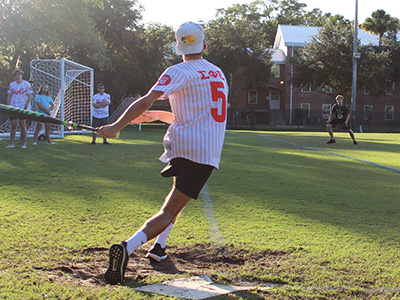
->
xmin=150 ymin=59 xmax=228 ymax=169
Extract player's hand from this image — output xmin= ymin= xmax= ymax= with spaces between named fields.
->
xmin=98 ymin=123 xmax=120 ymax=139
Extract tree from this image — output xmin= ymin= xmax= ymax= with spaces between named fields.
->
xmin=0 ymin=0 xmax=110 ymax=85
xmin=275 ymin=0 xmax=307 ymax=25
xmin=361 ymin=9 xmax=400 ymax=46
xmin=88 ymin=0 xmax=176 ymax=100
xmin=0 ymin=0 xmax=176 ymax=107
xmin=291 ymin=19 xmax=355 ymax=96
xmin=292 ymin=17 xmax=393 ymax=101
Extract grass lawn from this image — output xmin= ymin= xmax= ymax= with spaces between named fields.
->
xmin=0 ymin=127 xmax=399 ymax=299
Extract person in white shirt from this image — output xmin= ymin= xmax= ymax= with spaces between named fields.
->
xmin=91 ymin=83 xmax=111 ymax=145
xmin=6 ymin=69 xmax=33 ymax=149
xmin=99 ymin=21 xmax=229 ymax=285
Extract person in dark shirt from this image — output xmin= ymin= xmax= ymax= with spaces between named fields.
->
xmin=326 ymin=95 xmax=357 ymax=145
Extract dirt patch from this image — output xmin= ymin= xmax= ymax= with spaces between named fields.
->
xmin=41 ymin=243 xmax=291 ymax=288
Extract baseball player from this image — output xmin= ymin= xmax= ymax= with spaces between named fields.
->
xmin=98 ymin=21 xmax=229 ymax=285
xmin=6 ymin=69 xmax=33 ymax=149
xmin=326 ymin=95 xmax=358 ymax=145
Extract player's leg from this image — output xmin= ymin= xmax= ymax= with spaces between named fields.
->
xmin=146 ymin=219 xmax=176 ymax=262
xmin=104 ymin=186 xmax=191 ymax=285
xmin=138 ymin=186 xmax=191 ymax=243
xmin=101 ymin=117 xmax=110 ymax=144
xmin=45 ymin=124 xmax=54 ymax=144
xmin=146 ymin=159 xmax=214 ymax=262
xmin=342 ymin=123 xmax=357 ymax=144
xmin=33 ymin=122 xmax=43 ymax=145
xmin=7 ymin=118 xmax=18 ymax=148
xmin=91 ymin=117 xmax=99 ymax=144
xmin=19 ymin=119 xmax=27 ymax=148
xmin=347 ymin=129 xmax=357 ymax=144
xmin=91 ymin=131 xmax=97 ymax=144
xmin=326 ymin=122 xmax=336 ymax=143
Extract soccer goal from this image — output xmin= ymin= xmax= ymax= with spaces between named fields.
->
xmin=0 ymin=58 xmax=94 ymax=139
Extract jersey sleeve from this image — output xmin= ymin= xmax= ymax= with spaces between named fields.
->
xmin=150 ymin=66 xmax=186 ymax=96
xmin=26 ymin=82 xmax=33 ymax=94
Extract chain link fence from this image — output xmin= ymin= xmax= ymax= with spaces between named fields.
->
xmin=227 ymin=109 xmax=400 ymax=133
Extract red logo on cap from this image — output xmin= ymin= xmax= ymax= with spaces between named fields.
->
xmin=157 ymin=75 xmax=171 ymax=86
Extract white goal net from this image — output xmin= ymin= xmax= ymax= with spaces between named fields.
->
xmin=0 ymin=58 xmax=93 ymax=138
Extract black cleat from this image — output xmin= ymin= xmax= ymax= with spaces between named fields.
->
xmin=146 ymin=243 xmax=167 ymax=262
xmin=90 ymin=141 xmax=96 ymax=145
xmin=327 ymin=139 xmax=336 ymax=144
xmin=105 ymin=241 xmax=128 ymax=284
xmin=353 ymin=141 xmax=358 ymax=145
xmin=103 ymin=141 xmax=111 ymax=145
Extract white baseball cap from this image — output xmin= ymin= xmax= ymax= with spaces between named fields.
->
xmin=175 ymin=22 xmax=204 ymax=55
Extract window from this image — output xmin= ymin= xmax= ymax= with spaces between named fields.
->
xmin=322 ymin=104 xmax=331 ymax=119
xmin=301 ymin=103 xmax=310 ymax=118
xmin=385 ymin=106 xmax=394 ymax=121
xmin=301 ymin=83 xmax=311 ymax=92
xmin=271 ymin=64 xmax=280 ymax=78
xmin=385 ymin=80 xmax=395 ymax=95
xmin=364 ymin=105 xmax=373 ymax=121
xmin=248 ymin=90 xmax=258 ymax=104
xmin=321 ymin=85 xmax=332 ymax=93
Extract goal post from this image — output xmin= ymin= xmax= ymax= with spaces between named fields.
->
xmin=0 ymin=58 xmax=94 ymax=139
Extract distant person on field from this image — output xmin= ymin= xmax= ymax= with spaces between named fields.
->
xmin=326 ymin=95 xmax=357 ymax=145
xmin=91 ymin=83 xmax=111 ymax=145
xmin=98 ymin=21 xmax=228 ymax=285
xmin=33 ymin=84 xmax=55 ymax=145
xmin=6 ymin=69 xmax=34 ymax=149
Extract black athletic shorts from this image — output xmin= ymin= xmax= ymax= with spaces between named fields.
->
xmin=328 ymin=119 xmax=350 ymax=130
xmin=160 ymin=158 xmax=214 ymax=199
xmin=92 ymin=116 xmax=109 ymax=127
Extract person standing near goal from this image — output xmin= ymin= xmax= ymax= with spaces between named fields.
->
xmin=6 ymin=69 xmax=33 ymax=149
xmin=98 ymin=21 xmax=229 ymax=285
xmin=32 ymin=84 xmax=55 ymax=145
xmin=91 ymin=83 xmax=111 ymax=145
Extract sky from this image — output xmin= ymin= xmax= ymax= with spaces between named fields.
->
xmin=141 ymin=0 xmax=400 ymax=30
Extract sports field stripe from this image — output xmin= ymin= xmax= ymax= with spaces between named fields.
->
xmin=228 ymin=132 xmax=400 ymax=174
xmin=200 ymin=184 xmax=226 ymax=246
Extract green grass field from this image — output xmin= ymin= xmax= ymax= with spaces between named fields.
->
xmin=1 ymin=128 xmax=400 ymax=299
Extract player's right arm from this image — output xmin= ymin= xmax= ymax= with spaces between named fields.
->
xmin=6 ymin=93 xmax=12 ymax=105
xmin=36 ymin=101 xmax=50 ymax=115
xmin=327 ymin=105 xmax=335 ymax=122
xmin=98 ymin=90 xmax=164 ymax=138
xmin=131 ymin=110 xmax=174 ymax=125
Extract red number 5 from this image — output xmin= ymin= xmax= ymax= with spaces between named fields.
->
xmin=210 ymin=81 xmax=227 ymax=122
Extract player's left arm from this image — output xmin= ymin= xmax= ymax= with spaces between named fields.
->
xmin=345 ymin=107 xmax=351 ymax=125
xmin=6 ymin=93 xmax=12 ymax=106
xmin=25 ymin=93 xmax=33 ymax=109
xmin=49 ymin=100 xmax=55 ymax=111
xmin=94 ymin=99 xmax=111 ymax=108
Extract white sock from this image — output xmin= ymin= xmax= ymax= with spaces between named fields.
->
xmin=155 ymin=223 xmax=174 ymax=248
xmin=126 ymin=231 xmax=147 ymax=255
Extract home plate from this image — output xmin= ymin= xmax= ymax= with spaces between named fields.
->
xmin=133 ymin=274 xmax=259 ymax=299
